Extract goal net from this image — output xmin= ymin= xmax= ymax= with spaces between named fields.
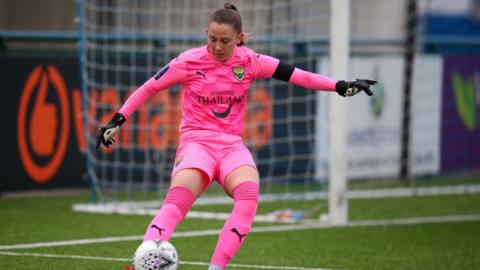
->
xmin=75 ymin=0 xmax=480 ymax=221
xmin=76 ymin=0 xmax=333 ymax=218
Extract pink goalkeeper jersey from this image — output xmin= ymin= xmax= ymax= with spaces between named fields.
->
xmin=119 ymin=45 xmax=337 ymax=136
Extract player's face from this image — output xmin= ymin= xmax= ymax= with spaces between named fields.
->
xmin=207 ymin=22 xmax=244 ymax=62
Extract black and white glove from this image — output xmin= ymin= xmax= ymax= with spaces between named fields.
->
xmin=96 ymin=112 xmax=126 ymax=149
xmin=335 ymin=79 xmax=377 ymax=97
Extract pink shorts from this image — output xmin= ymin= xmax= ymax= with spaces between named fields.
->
xmin=171 ymin=129 xmax=257 ymax=187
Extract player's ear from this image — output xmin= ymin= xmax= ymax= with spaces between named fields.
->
xmin=237 ymin=32 xmax=245 ymax=45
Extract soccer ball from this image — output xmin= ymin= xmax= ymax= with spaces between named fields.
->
xmin=133 ymin=240 xmax=179 ymax=270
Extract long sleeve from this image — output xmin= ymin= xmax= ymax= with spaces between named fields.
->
xmin=119 ymin=58 xmax=187 ymax=118
xmin=288 ymin=68 xmax=337 ymax=92
xmin=250 ymin=51 xmax=337 ymax=92
xmin=250 ymin=53 xmax=280 ymax=79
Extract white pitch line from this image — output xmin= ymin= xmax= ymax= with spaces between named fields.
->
xmin=0 ymin=251 xmax=127 ymax=262
xmin=0 ymin=235 xmax=144 ymax=250
xmin=1 ymin=214 xmax=480 ymax=251
xmin=0 ymin=229 xmax=221 ymax=250
xmin=0 ymin=251 xmax=338 ymax=270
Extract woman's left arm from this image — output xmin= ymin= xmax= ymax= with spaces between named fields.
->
xmin=252 ymin=54 xmax=375 ymax=97
xmin=288 ymin=67 xmax=376 ymax=97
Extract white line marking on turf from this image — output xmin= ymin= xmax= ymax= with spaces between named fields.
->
xmin=0 ymin=251 xmax=338 ymax=270
xmin=0 ymin=251 xmax=127 ymax=262
xmin=0 ymin=235 xmax=144 ymax=250
xmin=1 ymin=214 xmax=479 ymax=251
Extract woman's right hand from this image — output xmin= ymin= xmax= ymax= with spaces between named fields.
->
xmin=96 ymin=112 xmax=126 ymax=149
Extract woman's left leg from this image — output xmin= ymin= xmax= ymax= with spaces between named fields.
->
xmin=209 ymin=165 xmax=260 ymax=270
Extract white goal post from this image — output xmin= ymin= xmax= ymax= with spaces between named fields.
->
xmin=328 ymin=0 xmax=349 ymax=225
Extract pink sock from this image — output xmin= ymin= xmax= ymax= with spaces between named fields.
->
xmin=210 ymin=181 xmax=259 ymax=269
xmin=143 ymin=187 xmax=195 ymax=241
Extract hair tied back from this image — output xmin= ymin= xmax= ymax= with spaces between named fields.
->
xmin=224 ymin=3 xmax=238 ymax=11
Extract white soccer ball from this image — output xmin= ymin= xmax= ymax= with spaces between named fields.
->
xmin=133 ymin=240 xmax=179 ymax=270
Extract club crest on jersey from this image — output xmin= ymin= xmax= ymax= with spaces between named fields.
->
xmin=232 ymin=66 xmax=246 ymax=81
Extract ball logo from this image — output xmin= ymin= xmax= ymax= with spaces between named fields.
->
xmin=17 ymin=65 xmax=70 ymax=183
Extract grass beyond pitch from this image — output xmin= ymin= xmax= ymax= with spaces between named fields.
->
xmin=0 ymin=193 xmax=479 ymax=269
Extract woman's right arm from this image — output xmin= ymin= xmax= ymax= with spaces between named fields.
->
xmin=119 ymin=59 xmax=187 ymax=118
xmin=96 ymin=58 xmax=187 ymax=149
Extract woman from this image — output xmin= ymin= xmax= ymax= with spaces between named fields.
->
xmin=97 ymin=3 xmax=375 ymax=270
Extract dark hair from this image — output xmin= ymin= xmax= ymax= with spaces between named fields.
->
xmin=209 ymin=3 xmax=244 ymax=46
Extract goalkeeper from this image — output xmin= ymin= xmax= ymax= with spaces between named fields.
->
xmin=97 ymin=3 xmax=375 ymax=270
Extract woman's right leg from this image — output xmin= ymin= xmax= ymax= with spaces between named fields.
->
xmin=143 ymin=168 xmax=209 ymax=241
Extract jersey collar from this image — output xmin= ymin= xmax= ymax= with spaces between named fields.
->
xmin=204 ymin=44 xmax=239 ymax=65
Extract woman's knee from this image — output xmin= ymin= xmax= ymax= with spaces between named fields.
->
xmin=170 ymin=169 xmax=210 ymax=198
xmin=224 ymin=166 xmax=259 ymax=198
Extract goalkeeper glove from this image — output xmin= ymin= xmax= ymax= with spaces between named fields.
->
xmin=96 ymin=112 xmax=126 ymax=149
xmin=335 ymin=79 xmax=377 ymax=97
